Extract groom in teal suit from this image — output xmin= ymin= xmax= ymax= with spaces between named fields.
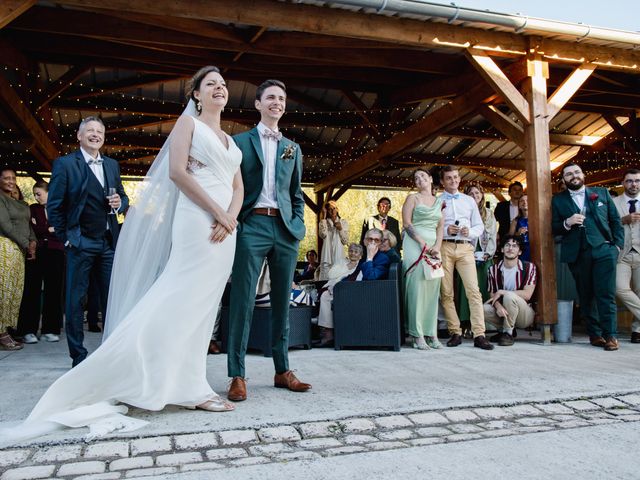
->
xmin=227 ymin=79 xmax=311 ymax=401
xmin=552 ymin=162 xmax=623 ymax=351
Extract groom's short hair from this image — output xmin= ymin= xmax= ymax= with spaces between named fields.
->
xmin=256 ymin=79 xmax=286 ymax=101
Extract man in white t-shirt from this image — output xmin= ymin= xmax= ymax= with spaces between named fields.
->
xmin=484 ymin=235 xmax=537 ymax=346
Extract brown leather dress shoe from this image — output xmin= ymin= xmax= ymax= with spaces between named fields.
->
xmin=446 ymin=334 xmax=462 ymax=347
xmin=631 ymin=332 xmax=640 ymax=344
xmin=604 ymin=337 xmax=619 ymax=351
xmin=589 ymin=336 xmax=606 ymax=347
xmin=274 ymin=371 xmax=312 ymax=392
xmin=208 ymin=340 xmax=221 ymax=355
xmin=227 ymin=376 xmax=247 ymax=402
xmin=473 ymin=335 xmax=495 ymax=350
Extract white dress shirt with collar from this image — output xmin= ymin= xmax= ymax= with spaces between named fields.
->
xmin=440 ymin=191 xmax=484 ymax=241
xmin=80 ymin=147 xmax=104 ymax=187
xmin=570 ymin=186 xmax=586 ymax=212
xmin=623 ymin=193 xmax=640 ymax=251
xmin=254 ymin=122 xmax=279 ymax=209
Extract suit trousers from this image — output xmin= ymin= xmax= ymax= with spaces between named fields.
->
xmin=227 ymin=213 xmax=299 ymax=378
xmin=568 ymin=243 xmax=618 ymax=338
xmin=440 ymin=242 xmax=485 ymax=336
xmin=483 ymin=291 xmax=535 ymax=333
xmin=65 ymin=234 xmax=114 ymax=366
xmin=615 ymin=250 xmax=640 ymax=333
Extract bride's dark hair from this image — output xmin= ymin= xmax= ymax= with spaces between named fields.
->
xmin=185 ymin=66 xmax=221 ymax=103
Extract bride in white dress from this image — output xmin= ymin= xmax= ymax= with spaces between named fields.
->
xmin=1 ymin=66 xmax=242 ymax=443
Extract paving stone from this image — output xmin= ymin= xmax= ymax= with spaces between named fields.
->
xmin=616 ymin=394 xmax=640 ymax=406
xmin=605 ymin=408 xmax=640 ymax=416
xmin=581 ymin=411 xmax=616 ymax=420
xmin=0 ymin=450 xmax=31 ymax=468
xmin=130 ymin=437 xmax=172 ymax=455
xmin=515 ymin=417 xmax=556 ymax=426
xmin=473 ymin=407 xmax=510 ymax=420
xmin=297 ymin=438 xmax=343 ymax=449
xmin=340 ymin=419 xmax=376 ymax=433
xmin=257 ymin=426 xmax=301 ymax=442
xmin=591 ymin=397 xmax=628 ymax=409
xmin=108 ymin=457 xmax=153 ymax=471
xmin=73 ymin=474 xmax=121 ymax=480
xmin=377 ymin=429 xmax=415 ymax=441
xmin=124 ymin=467 xmax=177 ymax=478
xmin=274 ymin=451 xmax=322 ymax=462
xmin=31 ymin=445 xmax=82 ymax=463
xmin=298 ymin=421 xmax=339 ymax=438
xmin=506 ymin=404 xmax=544 ymax=416
xmin=563 ymin=400 xmax=600 ymax=412
xmin=446 ymin=433 xmax=483 ymax=442
xmin=0 ymin=465 xmax=55 ymax=480
xmin=365 ymin=441 xmax=406 ymax=451
xmin=533 ymin=403 xmax=575 ymax=415
xmin=342 ymin=434 xmax=377 ymax=445
xmin=407 ymin=437 xmax=446 ymax=447
xmin=407 ymin=412 xmax=449 ymax=426
xmin=415 ymin=427 xmax=451 ymax=437
xmin=56 ymin=461 xmax=106 ymax=477
xmin=180 ymin=462 xmax=224 ymax=472
xmin=587 ymin=418 xmax=623 ymax=426
xmin=323 ymin=446 xmax=367 ymax=456
xmin=248 ymin=443 xmax=294 ymax=456
xmin=515 ymin=426 xmax=555 ymax=434
xmin=620 ymin=414 xmax=640 ymax=422
xmin=481 ymin=429 xmax=519 ymax=438
xmin=84 ymin=442 xmax=129 ymax=459
xmin=155 ymin=452 xmax=203 ymax=467
xmin=557 ymin=420 xmax=592 ymax=429
xmin=442 ymin=410 xmax=479 ymax=422
xmin=218 ymin=430 xmax=258 ymax=446
xmin=478 ymin=420 xmax=517 ymax=430
xmin=373 ymin=415 xmax=413 ymax=429
xmin=173 ymin=433 xmax=218 ymax=450
xmin=448 ymin=423 xmax=484 ymax=434
xmin=205 ymin=448 xmax=248 ymax=460
xmin=549 ymin=415 xmax=582 ymax=422
xmin=228 ymin=457 xmax=270 ymax=466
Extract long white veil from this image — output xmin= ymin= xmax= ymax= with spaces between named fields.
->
xmin=103 ymin=100 xmax=197 ymax=340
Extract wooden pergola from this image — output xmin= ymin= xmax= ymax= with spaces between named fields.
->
xmin=2 ymin=0 xmax=639 ymax=340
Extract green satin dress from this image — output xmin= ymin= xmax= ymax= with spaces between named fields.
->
xmin=402 ymin=200 xmax=442 ymax=338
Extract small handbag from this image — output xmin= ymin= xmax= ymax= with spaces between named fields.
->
xmin=405 ymin=245 xmax=444 ymax=280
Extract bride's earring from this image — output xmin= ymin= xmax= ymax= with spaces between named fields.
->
xmin=196 ymin=100 xmax=202 ymax=114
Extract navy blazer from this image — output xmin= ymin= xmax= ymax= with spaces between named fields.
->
xmin=47 ymin=150 xmax=129 ymax=248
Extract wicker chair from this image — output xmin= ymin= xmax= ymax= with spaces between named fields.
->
xmin=332 ymin=262 xmax=402 ymax=351
xmin=219 ymin=305 xmax=313 ymax=357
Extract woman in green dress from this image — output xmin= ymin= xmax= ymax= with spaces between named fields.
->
xmin=402 ymin=169 xmax=444 ymax=350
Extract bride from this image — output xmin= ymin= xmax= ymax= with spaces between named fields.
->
xmin=1 ymin=66 xmax=242 ymax=443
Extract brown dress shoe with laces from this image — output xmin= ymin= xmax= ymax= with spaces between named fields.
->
xmin=589 ymin=336 xmax=606 ymax=347
xmin=274 ymin=371 xmax=312 ymax=392
xmin=227 ymin=376 xmax=247 ymax=402
xmin=473 ymin=335 xmax=495 ymax=350
xmin=446 ymin=334 xmax=462 ymax=347
xmin=631 ymin=332 xmax=640 ymax=344
xmin=604 ymin=337 xmax=619 ymax=351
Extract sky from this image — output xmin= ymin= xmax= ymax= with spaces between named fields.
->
xmin=443 ymin=0 xmax=639 ymax=32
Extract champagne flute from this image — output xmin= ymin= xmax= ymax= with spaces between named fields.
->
xmin=578 ymin=205 xmax=586 ymax=228
xmin=106 ymin=187 xmax=118 ymax=215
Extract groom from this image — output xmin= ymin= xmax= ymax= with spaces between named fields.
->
xmin=227 ymin=79 xmax=311 ymax=401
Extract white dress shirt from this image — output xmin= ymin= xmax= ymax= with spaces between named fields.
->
xmin=80 ymin=147 xmax=104 ymax=187
xmin=440 ymin=191 xmax=484 ymax=241
xmin=254 ymin=122 xmax=279 ymax=209
xmin=570 ymin=186 xmax=586 ymax=212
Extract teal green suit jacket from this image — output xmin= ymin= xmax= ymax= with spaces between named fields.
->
xmin=551 ymin=187 xmax=623 ymax=263
xmin=233 ymin=128 xmax=306 ymax=240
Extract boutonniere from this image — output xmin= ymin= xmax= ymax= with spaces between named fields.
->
xmin=589 ymin=192 xmax=599 ymax=201
xmin=281 ymin=144 xmax=296 ymax=161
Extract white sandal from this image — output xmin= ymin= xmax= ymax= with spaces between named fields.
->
xmin=196 ymin=396 xmax=235 ymax=412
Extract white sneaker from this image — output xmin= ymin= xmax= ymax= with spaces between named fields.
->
xmin=22 ymin=333 xmax=38 ymax=344
xmin=41 ymin=333 xmax=60 ymax=342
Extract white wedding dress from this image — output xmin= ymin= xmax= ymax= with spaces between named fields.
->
xmin=1 ymin=117 xmax=242 ymax=443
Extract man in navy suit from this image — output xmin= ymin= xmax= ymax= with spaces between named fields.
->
xmin=48 ymin=116 xmax=128 ymax=366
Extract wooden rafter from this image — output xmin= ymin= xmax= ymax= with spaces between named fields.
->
xmin=0 ymin=0 xmax=34 ymax=29
xmin=546 ymin=63 xmax=596 ymax=119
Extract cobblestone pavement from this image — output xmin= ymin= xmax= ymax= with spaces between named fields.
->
xmin=2 ymin=392 xmax=639 ymax=479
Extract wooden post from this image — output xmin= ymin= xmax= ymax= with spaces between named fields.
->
xmin=522 ymin=54 xmax=557 ymax=344
xmin=315 ymin=191 xmax=325 ymax=259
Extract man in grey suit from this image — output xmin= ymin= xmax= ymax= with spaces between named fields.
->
xmin=226 ymin=80 xmax=311 ymax=402
xmin=613 ymin=168 xmax=640 ymax=344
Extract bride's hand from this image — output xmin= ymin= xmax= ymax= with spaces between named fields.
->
xmin=210 ymin=223 xmax=229 ymax=243
xmin=215 ymin=210 xmax=238 ymax=234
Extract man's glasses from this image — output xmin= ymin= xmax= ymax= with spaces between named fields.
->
xmin=503 ymin=243 xmax=520 ymax=250
xmin=624 ymin=179 xmax=640 ymax=184
xmin=365 ymin=237 xmax=382 ymax=243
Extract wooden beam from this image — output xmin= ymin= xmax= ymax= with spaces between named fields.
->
xmin=478 ymin=104 xmax=524 ymax=146
xmin=302 ymin=192 xmax=320 ymax=214
xmin=0 ymin=0 xmax=34 ymax=29
xmin=522 ymin=54 xmax=557 ymax=333
xmin=604 ymin=114 xmax=640 ymax=152
xmin=36 ymin=64 xmax=90 ymax=111
xmin=342 ymin=90 xmax=381 ymax=139
xmin=0 ymin=73 xmax=57 ymax=169
xmin=585 ymin=166 xmax=629 ymax=186
xmin=392 ymin=154 xmax=525 ymax=172
xmin=546 ymin=63 xmax=596 ymax=120
xmin=330 ymin=184 xmax=352 ymax=202
xmin=466 ymin=50 xmax=530 ymax=124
